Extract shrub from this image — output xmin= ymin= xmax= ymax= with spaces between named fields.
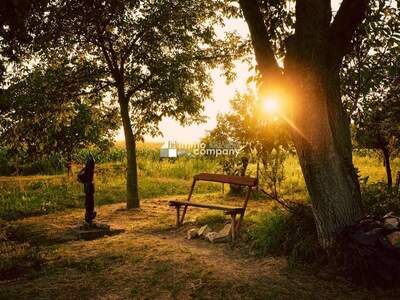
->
xmin=259 ymin=147 xmax=289 ymax=198
xmin=249 ymin=209 xmax=289 ymax=255
xmin=248 ymin=205 xmax=321 ymax=266
xmin=361 ymin=182 xmax=400 ymax=217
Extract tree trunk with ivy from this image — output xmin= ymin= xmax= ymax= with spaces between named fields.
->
xmin=239 ymin=0 xmax=368 ymax=247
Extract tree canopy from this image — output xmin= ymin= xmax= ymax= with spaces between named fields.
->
xmin=0 ymin=61 xmax=120 ymax=164
xmin=0 ymin=0 xmax=247 ymax=208
xmin=341 ymin=0 xmax=400 ymax=188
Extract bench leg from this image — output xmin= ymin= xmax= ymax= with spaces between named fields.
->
xmin=175 ymin=206 xmax=181 ymax=226
xmin=180 ymin=205 xmax=188 ymax=225
xmin=236 ymin=211 xmax=245 ymax=234
xmin=230 ymin=213 xmax=237 ymax=242
xmin=179 ymin=179 xmax=196 ymax=225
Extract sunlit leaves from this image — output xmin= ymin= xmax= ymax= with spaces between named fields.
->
xmin=341 ymin=0 xmax=400 ymax=153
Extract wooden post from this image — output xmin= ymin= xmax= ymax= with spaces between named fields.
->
xmin=180 ymin=179 xmax=196 ymax=224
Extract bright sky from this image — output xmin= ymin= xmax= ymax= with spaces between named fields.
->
xmin=116 ymin=1 xmax=342 ymax=143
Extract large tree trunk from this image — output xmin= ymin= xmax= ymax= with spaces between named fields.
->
xmin=285 ymin=64 xmax=363 ymax=247
xmin=283 ymin=2 xmax=363 ymax=248
xmin=119 ymin=96 xmax=140 ymax=209
xmin=239 ymin=0 xmax=367 ymax=248
xmin=382 ymin=147 xmax=392 ymax=190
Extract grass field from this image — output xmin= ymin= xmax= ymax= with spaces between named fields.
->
xmin=1 ymin=150 xmax=398 ymax=221
xmin=1 ymin=150 xmax=400 ymax=298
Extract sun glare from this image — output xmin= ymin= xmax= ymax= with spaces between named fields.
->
xmin=263 ymin=97 xmax=280 ymax=115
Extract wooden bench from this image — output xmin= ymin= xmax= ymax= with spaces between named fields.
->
xmin=169 ymin=173 xmax=258 ymax=241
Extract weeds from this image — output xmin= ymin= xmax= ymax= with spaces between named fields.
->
xmin=248 ymin=209 xmax=289 ymax=255
xmin=248 ymin=205 xmax=321 ymax=266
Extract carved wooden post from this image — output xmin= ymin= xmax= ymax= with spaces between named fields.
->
xmin=78 ymin=154 xmax=96 ymax=224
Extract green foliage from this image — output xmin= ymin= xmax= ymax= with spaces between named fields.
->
xmin=249 ymin=210 xmax=289 ymax=255
xmin=342 ymin=0 xmax=400 ymax=186
xmin=361 ymin=182 xmax=400 ymax=217
xmin=74 ymin=147 xmax=127 ymax=165
xmin=259 ymin=147 xmax=289 ymax=198
xmin=0 ymin=62 xmax=120 ymax=170
xmin=31 ymin=0 xmax=244 ymax=137
xmin=205 ymin=90 xmax=291 ymax=196
xmin=249 ymin=206 xmax=321 ymax=266
xmin=11 ymin=0 xmax=247 ymax=206
xmin=138 ymin=156 xmax=217 ymax=180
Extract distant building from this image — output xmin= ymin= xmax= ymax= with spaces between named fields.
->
xmin=160 ymin=141 xmax=177 ymax=159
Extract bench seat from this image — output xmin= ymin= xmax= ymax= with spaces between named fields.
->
xmin=169 ymin=173 xmax=257 ymax=241
xmin=169 ymin=200 xmax=244 ymax=214
xmin=194 ymin=173 xmax=257 ymax=186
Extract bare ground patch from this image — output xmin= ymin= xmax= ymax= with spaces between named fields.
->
xmin=1 ymin=195 xmax=399 ymax=299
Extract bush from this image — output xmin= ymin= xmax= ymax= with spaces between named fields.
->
xmin=249 ymin=210 xmax=289 ymax=255
xmin=361 ymin=183 xmax=400 ymax=217
xmin=248 ymin=205 xmax=321 ymax=266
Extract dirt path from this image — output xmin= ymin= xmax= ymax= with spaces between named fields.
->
xmin=1 ymin=196 xmax=399 ymax=299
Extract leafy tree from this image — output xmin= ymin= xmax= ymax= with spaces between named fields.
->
xmin=0 ymin=0 xmax=50 ymax=81
xmin=341 ymin=0 xmax=400 ymax=189
xmin=206 ymin=90 xmax=290 ymax=196
xmin=0 ymin=62 xmax=120 ymax=173
xmin=238 ymin=0 xmax=371 ymax=246
xmin=31 ymin=0 xmax=243 ymax=208
xmin=355 ymin=92 xmax=400 ymax=189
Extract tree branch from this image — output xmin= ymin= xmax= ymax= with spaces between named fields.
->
xmin=238 ymin=0 xmax=281 ymax=82
xmin=121 ymin=27 xmax=150 ymax=62
xmin=125 ymin=74 xmax=154 ymax=100
xmin=329 ymin=0 xmax=369 ymax=65
xmin=94 ymin=24 xmax=121 ymax=81
xmin=73 ymin=82 xmax=112 ymax=97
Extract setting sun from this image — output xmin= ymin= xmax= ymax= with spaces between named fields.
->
xmin=263 ymin=97 xmax=280 ymax=115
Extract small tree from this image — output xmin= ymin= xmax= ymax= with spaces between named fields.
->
xmin=206 ymin=90 xmax=290 ymax=196
xmin=341 ymin=0 xmax=400 ymax=189
xmin=353 ymin=86 xmax=400 ymax=189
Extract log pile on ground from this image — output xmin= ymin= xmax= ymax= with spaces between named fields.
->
xmin=187 ymin=224 xmax=232 ymax=243
xmin=336 ymin=212 xmax=400 ymax=288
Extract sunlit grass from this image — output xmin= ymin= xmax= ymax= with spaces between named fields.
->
xmin=0 ymin=165 xmax=221 ymax=220
xmin=0 ymin=149 xmax=397 ymax=221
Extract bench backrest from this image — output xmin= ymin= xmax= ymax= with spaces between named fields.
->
xmin=194 ymin=173 xmax=257 ymax=187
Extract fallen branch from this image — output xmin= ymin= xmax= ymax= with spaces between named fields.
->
xmin=259 ymin=188 xmax=298 ymax=212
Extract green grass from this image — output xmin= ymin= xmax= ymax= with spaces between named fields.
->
xmin=1 ymin=152 xmax=397 ymax=221
xmin=248 ymin=209 xmax=289 ymax=255
xmin=0 ymin=163 xmax=221 ymax=220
